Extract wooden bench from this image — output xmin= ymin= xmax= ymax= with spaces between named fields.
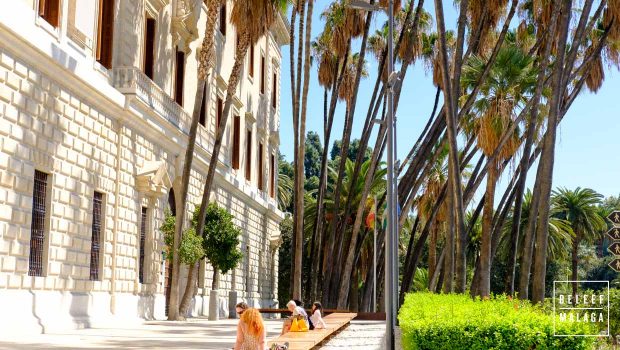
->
xmin=266 ymin=312 xmax=357 ymax=350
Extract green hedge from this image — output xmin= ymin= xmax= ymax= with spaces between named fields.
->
xmin=399 ymin=293 xmax=596 ymax=350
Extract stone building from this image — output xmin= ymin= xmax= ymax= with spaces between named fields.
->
xmin=0 ymin=0 xmax=287 ymax=334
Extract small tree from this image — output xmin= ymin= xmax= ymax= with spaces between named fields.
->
xmin=193 ymin=203 xmax=243 ymax=290
xmin=161 ymin=210 xmax=205 ymax=317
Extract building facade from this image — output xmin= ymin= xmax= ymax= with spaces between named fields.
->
xmin=0 ymin=0 xmax=287 ymax=334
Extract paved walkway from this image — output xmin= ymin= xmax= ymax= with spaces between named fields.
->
xmin=0 ymin=318 xmax=386 ymax=350
xmin=318 ymin=321 xmax=385 ymax=350
xmin=0 ymin=318 xmax=284 ymax=350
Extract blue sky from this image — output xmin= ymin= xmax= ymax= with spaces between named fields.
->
xmin=278 ymin=2 xmax=620 ymax=201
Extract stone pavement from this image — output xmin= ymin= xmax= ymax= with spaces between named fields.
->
xmin=0 ymin=318 xmax=284 ymax=350
xmin=318 ymin=321 xmax=386 ymax=350
xmin=0 ymin=318 xmax=386 ymax=350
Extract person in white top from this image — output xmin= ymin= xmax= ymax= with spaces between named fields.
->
xmin=281 ymin=300 xmax=308 ymax=334
xmin=310 ymin=302 xmax=327 ymax=329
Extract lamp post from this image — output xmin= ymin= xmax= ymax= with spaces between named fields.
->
xmin=347 ymin=1 xmax=398 ymax=349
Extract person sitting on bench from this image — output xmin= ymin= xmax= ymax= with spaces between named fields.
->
xmin=281 ymin=300 xmax=308 ymax=334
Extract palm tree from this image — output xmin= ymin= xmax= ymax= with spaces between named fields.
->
xmin=278 ymin=172 xmax=293 ymax=212
xmin=170 ymin=0 xmax=220 ymax=321
xmin=498 ymin=189 xmax=574 ymax=262
xmin=183 ymin=0 xmax=288 ymax=319
xmin=551 ymin=187 xmax=606 ymax=302
xmin=417 ymin=144 xmax=449 ymax=285
xmin=461 ymin=44 xmax=537 ymax=298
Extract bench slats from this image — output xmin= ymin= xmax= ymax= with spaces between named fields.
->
xmin=267 ymin=313 xmax=357 ymax=350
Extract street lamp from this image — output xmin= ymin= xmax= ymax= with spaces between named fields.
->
xmin=347 ymin=1 xmax=398 ymax=349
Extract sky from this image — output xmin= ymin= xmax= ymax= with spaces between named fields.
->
xmin=277 ymin=2 xmax=620 ymax=202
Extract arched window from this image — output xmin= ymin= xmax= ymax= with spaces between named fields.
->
xmin=168 ymin=188 xmax=176 ymax=217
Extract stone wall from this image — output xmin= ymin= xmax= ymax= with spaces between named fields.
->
xmin=0 ymin=0 xmax=285 ymax=334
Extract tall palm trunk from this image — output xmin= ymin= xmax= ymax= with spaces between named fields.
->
xmin=195 ymin=30 xmax=250 ymax=285
xmin=293 ymin=0 xmax=314 ymax=300
xmin=179 ymin=262 xmax=197 ymax=314
xmin=531 ymin=0 xmax=572 ymax=304
xmin=571 ymin=237 xmax=579 ymax=304
xmin=428 ymin=221 xmax=438 ymax=288
xmin=518 ymin=173 xmax=541 ymax=300
xmin=336 ymin=111 xmax=388 ymax=308
xmin=504 ymin=82 xmax=545 ymax=296
xmin=169 ymin=0 xmax=219 ymax=319
xmin=311 ymin=68 xmax=341 ymax=301
xmin=477 ymin=165 xmax=497 ymax=298
xmin=305 ymin=86 xmax=331 ymax=300
xmin=443 ymin=185 xmax=454 ymax=293
xmin=433 ymin=0 xmax=467 ymax=298
xmin=288 ymin=7 xmax=298 ymax=303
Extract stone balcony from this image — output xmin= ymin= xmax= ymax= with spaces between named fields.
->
xmin=111 ymin=66 xmax=191 ymax=135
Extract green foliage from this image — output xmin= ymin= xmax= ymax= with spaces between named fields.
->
xmin=160 ymin=210 xmax=204 ymax=266
xmin=610 ymin=288 xmax=620 ymax=339
xmin=194 ymin=204 xmax=242 ymax=275
xmin=330 ymin=138 xmax=371 ymax=163
xmin=160 ymin=209 xmax=176 ymax=257
xmin=278 ymin=215 xmax=293 ymax=308
xmin=399 ymin=293 xmax=596 ymax=350
xmin=178 ymin=227 xmax=204 ymax=265
xmin=412 ymin=268 xmax=429 ymax=292
xmin=305 ymin=131 xmax=323 ymax=179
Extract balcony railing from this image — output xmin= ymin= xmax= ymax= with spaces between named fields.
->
xmin=111 ymin=66 xmax=191 ymax=134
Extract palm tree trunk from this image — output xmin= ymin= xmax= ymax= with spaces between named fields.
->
xmin=317 ymin=50 xmax=351 ymax=303
xmin=169 ymin=79 xmax=207 ymax=320
xmin=477 ymin=165 xmax=497 ymax=298
xmin=399 ymin=87 xmax=440 ymax=175
xmin=531 ymin=0 xmax=572 ymax=304
xmin=429 ymin=245 xmax=446 ymax=292
xmin=433 ymin=0 xmax=467 ymax=298
xmin=169 ymin=0 xmax=220 ymax=318
xmin=336 ymin=115 xmax=388 ymax=308
xmin=504 ymin=105 xmax=540 ymax=296
xmin=428 ymin=220 xmax=438 ymax=289
xmin=289 ymin=1 xmax=298 ymax=306
xmin=517 ymin=173 xmax=541 ymax=300
xmin=179 ymin=262 xmax=197 ymax=316
xmin=310 ymin=76 xmax=339 ymax=301
xmin=443 ymin=185 xmax=455 ymax=293
xmin=293 ymin=0 xmax=313 ymax=300
xmin=571 ymin=238 xmax=579 ymax=304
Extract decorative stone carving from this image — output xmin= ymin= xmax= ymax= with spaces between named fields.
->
xmin=136 ymin=161 xmax=172 ymax=198
xmin=172 ymin=0 xmax=200 ymax=48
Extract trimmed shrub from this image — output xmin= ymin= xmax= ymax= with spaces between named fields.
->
xmin=399 ymin=293 xmax=596 ymax=350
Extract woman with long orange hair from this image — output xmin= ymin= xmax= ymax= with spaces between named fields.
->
xmin=234 ymin=307 xmax=266 ymax=350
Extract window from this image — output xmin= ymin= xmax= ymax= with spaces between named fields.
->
xmin=260 ymin=55 xmax=265 ymax=94
xmin=216 ymin=97 xmax=223 ymax=131
xmin=270 ymin=154 xmax=276 ymax=198
xmin=258 ymin=143 xmax=264 ymax=190
xmin=39 ymin=0 xmax=60 ymax=28
xmin=139 ymin=207 xmax=147 ymax=284
xmin=249 ymin=45 xmax=254 ymax=78
xmin=174 ymin=50 xmax=185 ymax=106
xmin=29 ymin=170 xmax=49 ymax=277
xmin=143 ymin=17 xmax=156 ymax=79
xmin=219 ymin=3 xmax=226 ymax=36
xmin=96 ymin=0 xmax=115 ymax=69
xmin=232 ymin=116 xmax=240 ymax=170
xmin=245 ymin=130 xmax=252 ymax=181
xmin=90 ymin=192 xmax=104 ymax=280
xmin=199 ymin=86 xmax=207 ymax=126
xmin=168 ymin=188 xmax=176 ymax=217
xmin=272 ymin=70 xmax=277 ymax=109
